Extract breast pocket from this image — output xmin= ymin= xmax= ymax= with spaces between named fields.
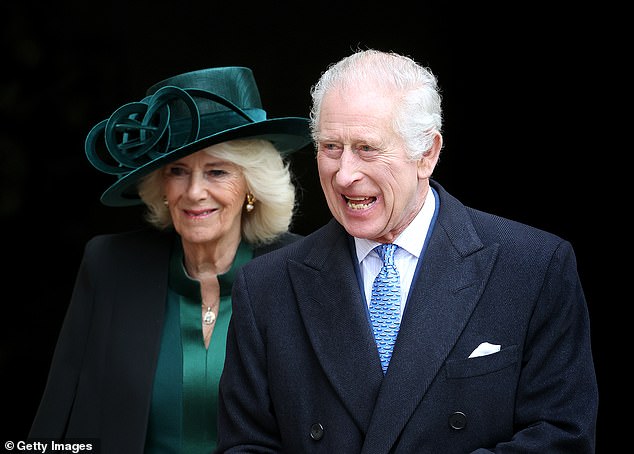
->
xmin=445 ymin=345 xmax=519 ymax=378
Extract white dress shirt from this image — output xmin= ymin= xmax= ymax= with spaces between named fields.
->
xmin=355 ymin=188 xmax=436 ymax=321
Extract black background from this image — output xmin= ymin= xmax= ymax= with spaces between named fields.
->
xmin=2 ymin=1 xmax=618 ymax=451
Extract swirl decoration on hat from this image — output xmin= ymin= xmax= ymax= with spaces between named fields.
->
xmin=85 ymin=86 xmax=255 ymax=175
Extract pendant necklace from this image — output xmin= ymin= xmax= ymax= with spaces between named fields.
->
xmin=203 ymin=306 xmax=216 ymax=325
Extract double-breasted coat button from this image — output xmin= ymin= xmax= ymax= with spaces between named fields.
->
xmin=310 ymin=423 xmax=324 ymax=441
xmin=448 ymin=411 xmax=467 ymax=430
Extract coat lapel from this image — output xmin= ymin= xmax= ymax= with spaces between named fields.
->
xmin=289 ymin=220 xmax=384 ymax=430
xmin=364 ymin=182 xmax=500 ymax=453
xmin=100 ymin=230 xmax=172 ymax=447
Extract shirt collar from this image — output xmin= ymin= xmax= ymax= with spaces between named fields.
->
xmin=355 ymin=187 xmax=437 ymax=263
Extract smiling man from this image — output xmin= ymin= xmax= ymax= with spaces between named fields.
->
xmin=217 ymin=49 xmax=598 ymax=453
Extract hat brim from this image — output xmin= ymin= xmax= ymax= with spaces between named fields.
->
xmin=99 ymin=117 xmax=312 ymax=207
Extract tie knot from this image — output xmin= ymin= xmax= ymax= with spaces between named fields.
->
xmin=376 ymin=243 xmax=397 ymax=266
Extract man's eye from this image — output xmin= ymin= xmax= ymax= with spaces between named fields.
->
xmin=322 ymin=143 xmax=338 ymax=152
xmin=358 ymin=145 xmax=379 ymax=157
xmin=319 ymin=143 xmax=342 ymax=158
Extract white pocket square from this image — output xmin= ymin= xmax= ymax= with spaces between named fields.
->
xmin=468 ymin=342 xmax=501 ymax=358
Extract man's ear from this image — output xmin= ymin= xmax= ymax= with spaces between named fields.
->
xmin=417 ymin=132 xmax=443 ymax=179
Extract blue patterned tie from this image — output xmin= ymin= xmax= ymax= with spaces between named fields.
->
xmin=369 ymin=243 xmax=401 ymax=374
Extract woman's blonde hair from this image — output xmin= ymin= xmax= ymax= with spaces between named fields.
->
xmin=137 ymin=139 xmax=297 ymax=246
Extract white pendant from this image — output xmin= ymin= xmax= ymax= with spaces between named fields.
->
xmin=203 ymin=307 xmax=216 ymax=325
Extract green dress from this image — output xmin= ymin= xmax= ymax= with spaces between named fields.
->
xmin=144 ymin=238 xmax=253 ymax=453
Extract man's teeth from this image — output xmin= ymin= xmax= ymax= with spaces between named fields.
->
xmin=346 ymin=196 xmax=374 ymax=209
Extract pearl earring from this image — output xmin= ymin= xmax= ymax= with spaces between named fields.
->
xmin=245 ymin=193 xmax=256 ymax=212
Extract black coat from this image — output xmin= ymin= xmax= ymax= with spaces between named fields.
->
xmin=217 ymin=180 xmax=598 ymax=453
xmin=29 ymin=228 xmax=301 ymax=453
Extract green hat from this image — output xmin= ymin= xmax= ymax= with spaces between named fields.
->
xmin=85 ymin=66 xmax=312 ymax=207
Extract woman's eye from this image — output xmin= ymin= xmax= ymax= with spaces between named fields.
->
xmin=207 ymin=169 xmax=227 ymax=177
xmin=167 ymin=166 xmax=187 ymax=176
